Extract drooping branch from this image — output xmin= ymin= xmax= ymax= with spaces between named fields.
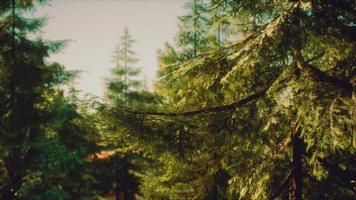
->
xmin=293 ymin=51 xmax=353 ymax=93
xmin=115 ymin=87 xmax=268 ymax=117
xmin=163 ymin=12 xmax=289 ymax=82
xmin=113 ymin=61 xmax=293 ymax=117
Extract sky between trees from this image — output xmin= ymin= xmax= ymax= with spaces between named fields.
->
xmin=33 ymin=0 xmax=189 ymax=97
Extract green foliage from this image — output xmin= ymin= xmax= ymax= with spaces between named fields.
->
xmin=0 ymin=0 xmax=100 ymax=199
xmin=106 ymin=28 xmax=145 ymax=106
xmin=16 ymin=138 xmax=86 ymax=200
xmin=133 ymin=0 xmax=356 ymax=199
xmin=1 ymin=0 xmax=355 ymax=199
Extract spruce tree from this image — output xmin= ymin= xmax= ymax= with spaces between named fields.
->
xmin=102 ymin=28 xmax=149 ymax=200
xmin=0 ymin=0 xmax=65 ymax=197
xmin=107 ymin=28 xmax=142 ymax=106
xmin=0 ymin=1 xmax=101 ymax=199
xmin=1 ymin=0 xmax=353 ymax=199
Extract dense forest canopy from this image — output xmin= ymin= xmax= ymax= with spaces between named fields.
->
xmin=0 ymin=0 xmax=355 ymax=200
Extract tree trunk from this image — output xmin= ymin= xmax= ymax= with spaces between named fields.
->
xmin=193 ymin=0 xmax=197 ymax=57
xmin=290 ymin=121 xmax=303 ymax=200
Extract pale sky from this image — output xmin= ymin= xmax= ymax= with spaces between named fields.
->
xmin=33 ymin=0 xmax=188 ymax=97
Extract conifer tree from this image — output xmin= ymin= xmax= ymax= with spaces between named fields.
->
xmin=0 ymin=1 xmax=101 ymax=199
xmin=176 ymin=0 xmax=213 ymax=59
xmin=0 ymin=0 xmax=66 ymax=197
xmin=107 ymin=28 xmax=142 ymax=106
xmin=102 ymin=28 xmax=152 ymax=200
xmin=0 ymin=0 xmax=353 ymax=199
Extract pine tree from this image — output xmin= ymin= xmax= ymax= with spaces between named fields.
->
xmin=176 ymin=0 xmax=214 ymax=59
xmin=102 ymin=28 xmax=155 ymax=200
xmin=107 ymin=28 xmax=142 ymax=106
xmin=0 ymin=1 xmax=101 ymax=199
xmin=1 ymin=0 xmax=352 ymax=199
xmin=0 ymin=0 xmax=65 ymax=198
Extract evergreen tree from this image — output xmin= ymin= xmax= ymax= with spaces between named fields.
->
xmin=176 ymin=0 xmax=213 ymax=59
xmin=0 ymin=1 xmax=354 ymax=199
xmin=107 ymin=28 xmax=142 ymax=106
xmin=102 ymin=28 xmax=157 ymax=200
xmin=0 ymin=0 xmax=66 ymax=198
xmin=0 ymin=1 xmax=101 ymax=199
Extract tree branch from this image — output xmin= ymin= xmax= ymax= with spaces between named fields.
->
xmin=115 ymin=87 xmax=268 ymax=116
xmin=293 ymin=51 xmax=353 ymax=93
xmin=269 ymin=169 xmax=293 ymax=200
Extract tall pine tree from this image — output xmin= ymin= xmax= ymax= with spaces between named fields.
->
xmin=0 ymin=1 xmax=102 ymax=199
xmin=107 ymin=28 xmax=142 ymax=106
